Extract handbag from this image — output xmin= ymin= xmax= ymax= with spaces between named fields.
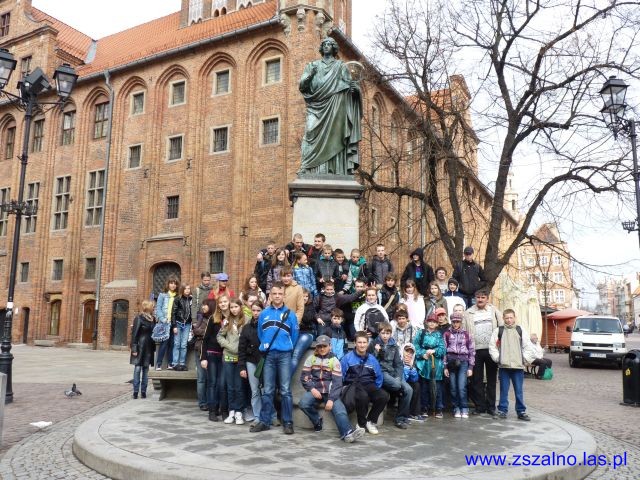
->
xmin=254 ymin=309 xmax=290 ymax=382
xmin=541 ymin=367 xmax=553 ymax=380
xmin=151 ymin=321 xmax=170 ymax=343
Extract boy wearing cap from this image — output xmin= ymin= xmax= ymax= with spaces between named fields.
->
xmin=402 ymin=343 xmax=425 ymax=422
xmin=299 ymin=335 xmax=365 ymax=442
xmin=435 ymin=307 xmax=450 ymax=335
xmin=443 ymin=312 xmax=475 ymax=418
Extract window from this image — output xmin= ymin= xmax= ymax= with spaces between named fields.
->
xmin=94 ymin=102 xmax=109 ymax=138
xmin=85 ymin=170 xmax=105 ymax=227
xmin=5 ymin=125 xmax=15 ymax=159
xmin=128 ymin=144 xmax=142 ymax=168
xmin=262 ymin=118 xmax=279 ymax=145
xmin=554 ymin=290 xmax=565 ymax=303
xmin=166 ymin=195 xmax=179 ymax=219
xmin=552 ymin=255 xmax=562 ymax=266
xmin=19 ymin=262 xmax=29 ymax=283
xmin=53 ymin=176 xmax=71 ymax=230
xmin=370 ymin=207 xmax=378 ymax=233
xmin=526 ymin=256 xmax=535 ymax=266
xmin=212 ymin=127 xmax=229 ymax=153
xmin=209 ymin=250 xmax=225 ymax=274
xmin=167 ymin=135 xmax=183 ymax=161
xmin=539 ymin=255 xmax=549 ymax=266
xmin=170 ymin=80 xmax=186 ymax=106
xmin=23 ymin=182 xmax=39 ymax=234
xmin=52 ymin=259 xmax=64 ymax=281
xmin=20 ymin=56 xmax=31 ymax=78
xmin=553 ymin=272 xmax=564 ymax=283
xmin=0 ymin=13 xmax=10 ymax=37
xmin=131 ymin=92 xmax=144 ymax=115
xmin=527 ymin=273 xmax=537 ymax=285
xmin=189 ymin=0 xmax=203 ymax=23
xmin=85 ymin=258 xmax=97 ymax=280
xmin=0 ymin=187 xmax=10 ymax=237
xmin=62 ymin=110 xmax=75 ymax=145
xmin=214 ymin=70 xmax=230 ymax=94
xmin=264 ymin=58 xmax=281 ymax=84
xmin=32 ymin=119 xmax=44 ymax=152
xmin=371 ymin=105 xmax=380 ymax=134
xmin=539 ymin=290 xmax=550 ymax=304
xmin=49 ymin=300 xmax=61 ymax=336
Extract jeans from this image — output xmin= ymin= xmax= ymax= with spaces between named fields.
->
xmin=206 ymin=354 xmax=223 ymax=410
xmin=498 ymin=368 xmax=526 ymax=414
xmin=471 ymin=348 xmax=497 ymax=413
xmin=298 ymin=391 xmax=352 ymax=437
xmin=420 ymin=377 xmax=444 ymax=411
xmin=223 ymin=360 xmax=244 ymax=411
xmin=259 ymin=350 xmax=293 ymax=426
xmin=133 ymin=365 xmax=149 ymax=394
xmin=195 ymin=354 xmax=207 ymax=407
xmin=156 ymin=327 xmax=175 ymax=368
xmin=448 ymin=360 xmax=469 ymax=412
xmin=290 ymin=332 xmax=314 ymax=380
xmin=172 ymin=322 xmax=190 ymax=366
xmin=382 ymin=372 xmax=413 ymax=421
xmin=246 ymin=362 xmax=262 ymax=420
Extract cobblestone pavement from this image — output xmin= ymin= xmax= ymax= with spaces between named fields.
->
xmin=526 ymin=334 xmax=640 ymax=480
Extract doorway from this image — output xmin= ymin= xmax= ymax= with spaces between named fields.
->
xmin=81 ymin=301 xmax=96 ymax=343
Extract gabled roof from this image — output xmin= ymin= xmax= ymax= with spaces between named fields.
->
xmin=534 ymin=223 xmax=562 ymax=244
xmin=31 ymin=7 xmax=94 ymax=62
xmin=77 ymin=2 xmax=276 ymax=77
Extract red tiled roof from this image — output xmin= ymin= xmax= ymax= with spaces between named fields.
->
xmin=31 ymin=8 xmax=94 ymax=62
xmin=77 ymin=2 xmax=276 ymax=77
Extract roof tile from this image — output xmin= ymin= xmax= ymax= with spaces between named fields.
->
xmin=31 ymin=7 xmax=94 ymax=61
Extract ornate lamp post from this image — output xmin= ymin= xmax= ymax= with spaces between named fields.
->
xmin=599 ymin=76 xmax=640 ymax=247
xmin=0 ymin=49 xmax=78 ymax=403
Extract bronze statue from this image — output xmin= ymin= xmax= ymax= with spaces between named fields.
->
xmin=298 ymin=37 xmax=362 ymax=176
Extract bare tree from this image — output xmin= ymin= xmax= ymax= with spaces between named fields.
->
xmin=357 ymin=0 xmax=640 ymax=288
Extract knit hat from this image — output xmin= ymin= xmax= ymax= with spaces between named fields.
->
xmin=450 ymin=312 xmax=463 ymax=322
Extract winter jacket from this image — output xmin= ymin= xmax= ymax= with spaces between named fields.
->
xmin=368 ymin=255 xmax=394 ymax=286
xmin=425 ymin=295 xmax=447 ymax=318
xmin=293 ymin=265 xmax=318 ymax=298
xmin=284 ymin=241 xmax=312 ymax=257
xmin=334 ymin=260 xmax=349 ymax=292
xmin=342 ymin=257 xmax=369 ymax=293
xmin=354 ymin=302 xmax=389 ymax=332
xmin=400 ymin=248 xmax=435 ymax=296
xmin=155 ymin=291 xmax=176 ymax=324
xmin=378 ymin=285 xmax=401 ymax=317
xmin=452 ymin=259 xmax=486 ymax=297
xmin=443 ymin=327 xmax=475 ymax=367
xmin=266 ymin=262 xmax=286 ymax=294
xmin=300 ymin=352 xmax=343 ymax=401
xmin=254 ymin=249 xmax=274 ymax=292
xmin=300 ymin=302 xmax=318 ymax=335
xmin=200 ymin=319 xmax=223 ymax=361
xmin=217 ymin=317 xmax=242 ymax=362
xmin=171 ymin=295 xmax=193 ymax=327
xmin=400 ymin=295 xmax=426 ymax=330
xmin=444 ymin=291 xmax=467 ymax=314
xmin=207 ymin=286 xmax=236 ymax=300
xmin=257 ymin=304 xmax=299 ymax=353
xmin=283 ymin=280 xmax=305 ymax=321
xmin=315 ymin=293 xmax=337 ymax=322
xmin=463 ymin=304 xmax=502 ymax=350
xmin=322 ymin=323 xmax=347 ymax=360
xmin=238 ymin=318 xmax=262 ymax=370
xmin=369 ymin=336 xmax=403 ymax=378
xmin=130 ymin=313 xmax=155 ymax=367
xmin=314 ymin=255 xmax=339 ymax=285
xmin=489 ymin=324 xmax=532 ymax=369
xmin=413 ymin=329 xmax=446 ymax=381
xmin=307 ymin=246 xmax=323 ymax=267
xmin=341 ymin=351 xmax=384 ymax=389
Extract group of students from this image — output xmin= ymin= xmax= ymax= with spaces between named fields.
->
xmin=129 ymin=233 xmax=548 ymax=441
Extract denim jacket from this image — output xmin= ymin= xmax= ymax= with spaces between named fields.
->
xmin=155 ymin=292 xmax=176 ymax=324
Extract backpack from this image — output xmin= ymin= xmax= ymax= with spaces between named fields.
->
xmin=498 ymin=325 xmax=522 ymax=345
xmin=363 ymin=307 xmax=386 ymax=336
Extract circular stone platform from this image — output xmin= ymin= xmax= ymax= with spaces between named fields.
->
xmin=73 ymin=399 xmax=596 ymax=480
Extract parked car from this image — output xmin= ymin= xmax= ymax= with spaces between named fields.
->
xmin=567 ymin=316 xmax=626 ymax=368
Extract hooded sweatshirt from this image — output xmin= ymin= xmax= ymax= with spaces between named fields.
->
xmin=401 ymin=248 xmax=435 ymax=296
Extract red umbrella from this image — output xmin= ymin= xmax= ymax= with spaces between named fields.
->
xmin=547 ymin=308 xmax=591 ymax=320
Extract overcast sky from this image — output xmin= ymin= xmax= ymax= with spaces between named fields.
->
xmin=31 ymin=0 xmax=640 ymax=305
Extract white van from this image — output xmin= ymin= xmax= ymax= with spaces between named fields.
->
xmin=567 ymin=315 xmax=626 ymax=368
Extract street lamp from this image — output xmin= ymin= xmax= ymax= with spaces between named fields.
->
xmin=599 ymin=76 xmax=640 ymax=247
xmin=0 ymin=49 xmax=77 ymax=404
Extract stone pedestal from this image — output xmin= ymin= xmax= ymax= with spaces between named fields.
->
xmin=289 ymin=177 xmax=364 ymax=254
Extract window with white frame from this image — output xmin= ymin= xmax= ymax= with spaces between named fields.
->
xmin=52 ymin=176 xmax=71 ymax=230
xmin=539 ymin=255 xmax=549 ymax=266
xmin=212 ymin=127 xmax=229 ymax=153
xmin=170 ymin=80 xmax=186 ymax=106
xmin=214 ymin=70 xmax=230 ymax=95
xmin=0 ymin=187 xmax=9 ymax=236
xmin=262 ymin=118 xmax=279 ymax=145
xmin=23 ymin=182 xmax=39 ymax=234
xmin=52 ymin=259 xmax=63 ymax=281
xmin=167 ymin=135 xmax=183 ymax=161
xmin=552 ymin=254 xmax=562 ymax=265
xmin=94 ymin=102 xmax=109 ymax=139
xmin=128 ymin=144 xmax=142 ymax=169
xmin=32 ymin=119 xmax=44 ymax=152
xmin=85 ymin=170 xmax=105 ymax=227
xmin=553 ymin=272 xmax=563 ymax=283
xmin=554 ymin=289 xmax=565 ymax=303
xmin=264 ymin=58 xmax=281 ymax=84
xmin=526 ymin=256 xmax=535 ymax=266
xmin=4 ymin=124 xmax=15 ymax=159
xmin=131 ymin=92 xmax=145 ymax=115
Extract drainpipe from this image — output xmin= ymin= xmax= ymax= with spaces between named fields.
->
xmin=92 ymin=70 xmax=115 ymax=349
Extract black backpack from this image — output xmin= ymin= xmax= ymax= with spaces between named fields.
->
xmin=364 ymin=307 xmax=386 ymax=336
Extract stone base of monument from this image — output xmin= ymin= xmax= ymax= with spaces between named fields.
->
xmin=289 ymin=177 xmax=364 ymax=255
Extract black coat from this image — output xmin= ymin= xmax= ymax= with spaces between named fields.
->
xmin=200 ymin=318 xmax=223 ymax=361
xmin=172 ymin=295 xmax=193 ymax=327
xmin=452 ymin=260 xmax=486 ymax=296
xmin=238 ymin=319 xmax=262 ymax=370
xmin=401 ymin=248 xmax=435 ymax=296
xmin=130 ymin=314 xmax=155 ymax=367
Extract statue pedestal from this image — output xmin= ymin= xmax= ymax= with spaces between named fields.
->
xmin=289 ymin=177 xmax=364 ymax=254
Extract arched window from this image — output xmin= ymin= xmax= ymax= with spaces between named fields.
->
xmin=49 ymin=301 xmax=61 ymax=335
xmin=152 ymin=262 xmax=182 ymax=299
xmin=3 ymin=120 xmax=15 ymax=160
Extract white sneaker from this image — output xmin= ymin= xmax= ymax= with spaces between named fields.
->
xmin=343 ymin=426 xmax=365 ymax=443
xmin=234 ymin=411 xmax=245 ymax=425
xmin=365 ymin=421 xmax=379 ymax=435
xmin=461 ymin=412 xmax=469 ymax=419
xmin=224 ymin=410 xmax=236 ymax=424
xmin=454 ymin=410 xmax=462 ymax=418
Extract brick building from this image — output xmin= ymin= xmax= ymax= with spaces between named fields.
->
xmin=0 ymin=0 xmax=518 ymax=348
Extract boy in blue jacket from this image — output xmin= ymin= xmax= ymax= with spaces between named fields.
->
xmin=402 ymin=343 xmax=425 ymax=421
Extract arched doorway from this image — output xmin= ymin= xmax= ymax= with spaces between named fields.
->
xmin=81 ymin=301 xmax=96 ymax=343
xmin=151 ymin=262 xmax=181 ymax=300
xmin=111 ymin=300 xmax=129 ymax=346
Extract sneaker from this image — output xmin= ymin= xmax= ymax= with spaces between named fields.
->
xmin=167 ymin=365 xmax=174 ymax=370
xmin=365 ymin=421 xmax=379 ymax=435
xmin=343 ymin=426 xmax=365 ymax=443
xmin=497 ymin=411 xmax=508 ymax=419
xmin=435 ymin=411 xmax=444 ymax=419
xmin=394 ymin=421 xmax=408 ymax=429
xmin=283 ymin=423 xmax=294 ymax=435
xmin=199 ymin=405 xmax=208 ymax=411
xmin=313 ymin=418 xmax=323 ymax=432
xmin=155 ymin=366 xmax=162 ymax=371
xmin=453 ymin=410 xmax=461 ymax=418
xmin=517 ymin=413 xmax=531 ymax=422
xmin=180 ymin=364 xmax=187 ymax=371
xmin=234 ymin=411 xmax=245 ymax=425
xmin=461 ymin=412 xmax=469 ymax=419
xmin=250 ymin=421 xmax=270 ymax=433
xmin=411 ymin=414 xmax=427 ymax=422
xmin=402 ymin=418 xmax=412 ymax=425
xmin=224 ymin=411 xmax=236 ymax=424
xmin=209 ymin=410 xmax=219 ymax=422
